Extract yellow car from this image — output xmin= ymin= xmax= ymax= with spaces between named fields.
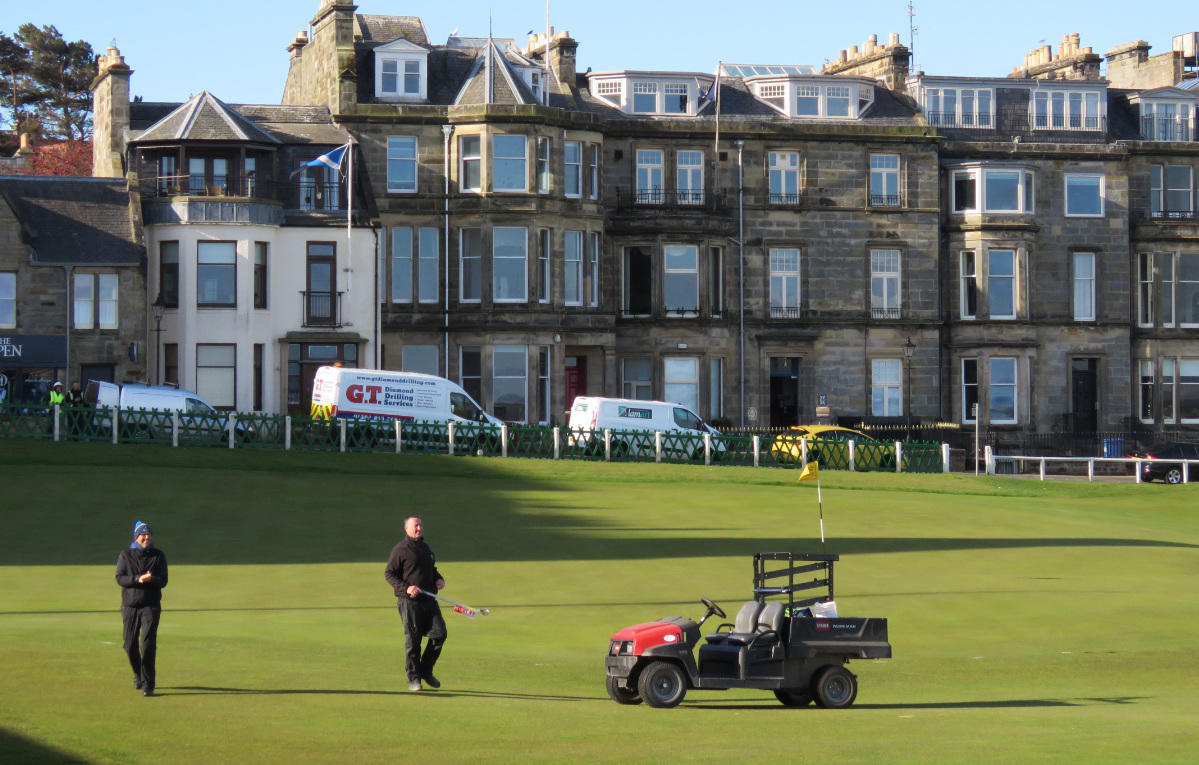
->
xmin=770 ymin=425 xmax=897 ymax=470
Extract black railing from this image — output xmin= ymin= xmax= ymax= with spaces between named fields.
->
xmin=769 ymin=192 xmax=803 ymax=205
xmin=615 ymin=188 xmax=729 ymax=212
xmin=925 ymin=111 xmax=996 ymax=129
xmin=1029 ymin=114 xmax=1107 ymax=132
xmin=140 ymin=174 xmax=274 ymax=199
xmin=769 ymin=306 xmax=802 ymax=319
xmin=870 ymin=194 xmax=901 ymax=207
xmin=871 ymin=306 xmax=901 ymax=319
xmin=1147 ymin=209 xmax=1199 ymax=221
xmin=1141 ymin=117 xmax=1195 ymax=142
xmin=301 ymin=290 xmax=344 ymax=328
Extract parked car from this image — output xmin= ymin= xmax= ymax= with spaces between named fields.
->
xmin=1130 ymin=442 xmax=1199 ymax=484
xmin=771 ymin=425 xmax=896 ymax=470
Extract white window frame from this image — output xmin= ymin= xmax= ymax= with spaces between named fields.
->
xmin=492 ymin=345 xmax=529 ymax=423
xmin=0 ymin=272 xmax=14 ymax=328
xmin=960 ymin=250 xmax=978 ymax=320
xmin=663 ymin=244 xmax=698 ymax=316
xmin=924 ymin=86 xmax=994 ymax=128
xmin=564 ymin=231 xmax=583 ymax=306
xmin=564 ymin=140 xmax=582 ymax=198
xmin=589 ymin=232 xmax=601 ymax=307
xmin=376 ymin=45 xmax=428 ymax=102
xmin=588 ymin=144 xmax=599 ymax=199
xmin=418 ymin=228 xmax=439 ymax=303
xmin=988 ymin=249 xmax=1017 ymax=320
xmin=1180 ymin=253 xmax=1199 ymax=328
xmin=1032 ymin=88 xmax=1102 ymax=131
xmin=870 ymin=154 xmax=900 ymax=207
xmin=1141 ymin=101 xmax=1195 ymax=141
xmin=537 ymin=228 xmax=550 ymax=304
xmin=769 ymin=151 xmax=800 ymax=204
xmin=196 ymin=343 xmax=236 ymax=409
xmin=391 ymin=226 xmax=413 ymax=303
xmin=459 ymin=135 xmax=482 ymax=193
xmin=1065 ymin=173 xmax=1104 ymax=217
xmin=1152 ymin=164 xmax=1194 ymax=217
xmin=622 ymin=358 xmax=653 ymax=400
xmin=73 ymin=272 xmax=119 ymax=330
xmin=1073 ymin=252 xmax=1096 ymax=321
xmin=593 ymin=79 xmax=622 ymax=107
xmin=197 ymin=241 xmax=237 ymax=307
xmin=663 ymin=82 xmax=689 ymax=114
xmin=676 ymin=150 xmax=704 ymax=205
xmin=459 ymin=228 xmax=482 ymax=303
xmin=493 ymin=227 xmax=528 ymax=303
xmin=1180 ymin=359 xmax=1199 ymax=423
xmin=989 ymin=357 xmax=1018 ymax=424
xmin=636 ymin=149 xmax=664 ymax=204
xmin=632 ymin=81 xmax=658 ymax=113
xmin=386 ymin=136 xmax=418 ymax=193
xmin=493 ymin=135 xmax=528 ymax=193
xmin=871 ymin=358 xmax=902 ymax=417
xmin=664 ymin=357 xmax=699 ymax=413
xmin=952 ymin=166 xmax=1035 ymax=214
xmin=769 ymin=248 xmax=800 ymax=318
xmin=870 ymin=249 xmax=901 ymax=319
xmin=536 ymin=136 xmax=550 ymax=194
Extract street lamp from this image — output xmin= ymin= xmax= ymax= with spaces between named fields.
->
xmin=151 ymin=294 xmax=166 ymax=385
xmin=902 ymin=336 xmax=916 ymax=441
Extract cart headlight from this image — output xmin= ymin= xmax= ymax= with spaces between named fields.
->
xmin=609 ymin=640 xmax=633 ymax=656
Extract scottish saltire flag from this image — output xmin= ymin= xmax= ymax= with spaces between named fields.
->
xmin=291 ymin=142 xmax=350 ymax=177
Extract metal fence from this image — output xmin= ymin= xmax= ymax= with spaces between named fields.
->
xmin=1 ymin=403 xmax=950 ymax=473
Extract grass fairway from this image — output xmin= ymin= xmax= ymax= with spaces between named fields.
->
xmin=1 ymin=440 xmax=1197 ymax=764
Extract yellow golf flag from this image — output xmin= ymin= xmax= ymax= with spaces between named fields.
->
xmin=798 ymin=461 xmax=819 ymax=482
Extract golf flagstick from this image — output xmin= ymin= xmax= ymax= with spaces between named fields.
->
xmin=797 ymin=461 xmax=823 ymax=547
xmin=419 ymin=589 xmax=491 ymax=618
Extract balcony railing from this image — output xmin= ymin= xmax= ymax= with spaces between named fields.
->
xmin=615 ymin=188 xmax=729 ymax=212
xmin=925 ymin=111 xmax=996 ymax=129
xmin=1141 ymin=116 xmax=1195 ymax=142
xmin=141 ymin=174 xmax=272 ymax=199
xmin=769 ymin=306 xmax=802 ymax=319
xmin=871 ymin=306 xmax=901 ymax=319
xmin=1147 ymin=209 xmax=1199 ymax=221
xmin=870 ymin=194 xmax=901 ymax=208
xmin=1030 ymin=114 xmax=1107 ymax=132
xmin=769 ymin=192 xmax=804 ymax=205
xmin=301 ymin=290 xmax=344 ymax=328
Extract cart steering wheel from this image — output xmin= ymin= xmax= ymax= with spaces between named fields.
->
xmin=701 ymin=597 xmax=726 ymax=619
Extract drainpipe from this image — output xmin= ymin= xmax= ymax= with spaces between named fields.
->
xmin=373 ymin=227 xmax=381 ymax=368
xmin=442 ymin=124 xmax=454 ymax=378
xmin=735 ymin=139 xmax=745 ymax=427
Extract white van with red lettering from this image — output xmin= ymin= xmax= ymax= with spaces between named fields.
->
xmin=309 ymin=366 xmax=501 ymax=426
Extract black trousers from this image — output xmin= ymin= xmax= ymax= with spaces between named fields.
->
xmin=397 ymin=596 xmax=446 ymax=681
xmin=122 ymin=605 xmax=161 ymax=689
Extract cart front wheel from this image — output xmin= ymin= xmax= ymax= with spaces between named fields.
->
xmin=1165 ymin=467 xmax=1183 ymax=484
xmin=773 ymin=688 xmax=813 ymax=707
xmin=605 ymin=675 xmax=642 ymax=705
xmin=813 ymin=665 xmax=857 ymax=709
xmin=637 ymin=661 xmax=687 ymax=708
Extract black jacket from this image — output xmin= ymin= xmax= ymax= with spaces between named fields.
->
xmin=384 ymin=536 xmax=443 ymax=599
xmin=115 ymin=545 xmax=168 ymax=608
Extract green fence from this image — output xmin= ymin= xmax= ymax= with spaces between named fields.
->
xmin=0 ymin=404 xmax=946 ymax=473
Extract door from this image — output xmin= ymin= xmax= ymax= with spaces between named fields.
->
xmin=565 ymin=356 xmax=587 ymax=411
xmin=1071 ymin=358 xmax=1098 ymax=433
xmin=770 ymin=357 xmax=801 ymax=426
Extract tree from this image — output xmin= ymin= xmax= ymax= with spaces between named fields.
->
xmin=0 ymin=31 xmax=30 ymax=131
xmin=13 ymin=24 xmax=95 ymax=140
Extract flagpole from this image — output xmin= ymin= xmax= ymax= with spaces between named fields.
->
xmin=817 ymin=477 xmax=825 ymax=548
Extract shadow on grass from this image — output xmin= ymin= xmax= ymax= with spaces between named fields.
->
xmin=0 ymin=727 xmax=93 ymax=764
xmin=685 ymin=696 xmax=1148 ymax=710
xmin=164 ymin=686 xmax=595 ymax=702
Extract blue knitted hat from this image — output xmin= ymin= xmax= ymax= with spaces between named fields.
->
xmin=133 ymin=521 xmax=152 ymax=538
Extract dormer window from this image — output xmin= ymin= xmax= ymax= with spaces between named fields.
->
xmin=923 ymin=87 xmax=994 ymax=128
xmin=594 ymin=79 xmax=622 ymax=106
xmin=750 ymin=78 xmax=870 ymax=119
xmin=1030 ymin=88 xmax=1103 ymax=131
xmin=374 ymin=39 xmax=429 ymax=102
xmin=589 ymin=75 xmax=702 ymax=115
xmin=1141 ymin=101 xmax=1195 ymax=141
xmin=632 ymin=82 xmax=658 ymax=113
xmin=758 ymin=83 xmax=785 ymax=111
xmin=664 ymin=83 xmax=688 ymax=114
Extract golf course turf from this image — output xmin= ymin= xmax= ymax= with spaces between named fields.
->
xmin=0 ymin=440 xmax=1196 ymax=763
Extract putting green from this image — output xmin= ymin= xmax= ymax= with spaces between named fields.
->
xmin=0 ymin=441 xmax=1196 ymax=763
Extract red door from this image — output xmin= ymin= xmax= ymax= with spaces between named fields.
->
xmin=564 ymin=356 xmax=587 ymax=410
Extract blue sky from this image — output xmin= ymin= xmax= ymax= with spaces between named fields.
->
xmin=0 ymin=1 xmax=1190 ymax=105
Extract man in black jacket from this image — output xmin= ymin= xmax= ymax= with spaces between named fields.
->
xmin=384 ymin=515 xmax=446 ymax=692
xmin=115 ymin=521 xmax=168 ymax=697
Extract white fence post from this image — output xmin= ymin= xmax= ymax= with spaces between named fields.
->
xmin=1185 ymin=461 xmax=1191 ymax=484
xmin=171 ymin=411 xmax=179 ymax=447
xmin=228 ymin=413 xmax=237 ymax=449
xmin=1087 ymin=458 xmax=1094 ymax=482
xmin=753 ymin=435 xmax=760 ymax=468
xmin=941 ymin=442 xmax=950 ymax=473
xmin=339 ymin=419 xmax=347 ymax=453
xmin=52 ymin=405 xmax=60 ymax=441
xmin=801 ymin=437 xmax=808 ymax=466
xmin=984 ymin=445 xmax=994 ymax=475
xmin=285 ymin=416 xmax=292 ymax=450
xmin=553 ymin=427 xmax=560 ymax=460
xmin=395 ymin=421 xmax=402 ymax=454
xmin=1135 ymin=458 xmax=1142 ymax=484
xmin=704 ymin=433 xmax=712 ymax=466
xmin=112 ymin=406 xmax=120 ymax=445
xmin=655 ymin=431 xmax=662 ymax=462
xmin=1039 ymin=458 xmax=1046 ymax=481
xmin=895 ymin=441 xmax=903 ymax=473
xmin=604 ymin=429 xmax=611 ymax=461
xmin=849 ymin=440 xmax=856 ymax=472
xmin=501 ymin=424 xmax=508 ymax=458
xmin=447 ymin=422 xmax=455 ymax=456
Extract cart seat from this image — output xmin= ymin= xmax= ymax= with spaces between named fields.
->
xmin=705 ymin=600 xmax=761 ymax=644
xmin=726 ymin=602 xmax=784 ymax=646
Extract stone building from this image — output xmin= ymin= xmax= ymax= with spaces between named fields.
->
xmin=0 ymin=174 xmax=146 ymax=403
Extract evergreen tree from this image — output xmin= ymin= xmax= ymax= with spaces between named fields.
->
xmin=0 ymin=31 xmax=30 ymax=132
xmin=12 ymin=24 xmax=96 ymax=140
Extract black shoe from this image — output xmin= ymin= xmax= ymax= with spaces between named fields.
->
xmin=142 ymin=687 xmax=155 ymax=697
xmin=422 ymin=673 xmax=440 ymax=689
xmin=134 ymin=679 xmax=144 ymax=690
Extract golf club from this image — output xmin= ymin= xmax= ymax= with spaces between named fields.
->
xmin=419 ymin=589 xmax=491 ymax=618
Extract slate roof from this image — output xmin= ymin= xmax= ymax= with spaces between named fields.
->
xmin=356 ymin=14 xmax=428 ymax=46
xmin=453 ymin=41 xmax=537 ymax=106
xmin=129 ymin=101 xmax=345 ymax=147
xmin=0 ymin=176 xmax=143 ymax=265
xmin=134 ymin=92 xmax=280 ymax=144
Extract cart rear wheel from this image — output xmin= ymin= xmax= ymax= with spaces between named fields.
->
xmin=813 ymin=665 xmax=857 ymax=709
xmin=605 ymin=675 xmax=642 ymax=705
xmin=1165 ymin=467 xmax=1183 ymax=484
xmin=773 ymin=688 xmax=813 ymax=707
xmin=637 ymin=661 xmax=686 ymax=708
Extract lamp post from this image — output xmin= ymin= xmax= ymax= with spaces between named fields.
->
xmin=903 ymin=336 xmax=916 ymax=441
xmin=151 ymin=294 xmax=166 ymax=385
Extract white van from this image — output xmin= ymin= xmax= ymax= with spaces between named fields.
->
xmin=568 ymin=396 xmax=724 ymax=459
xmin=85 ymin=380 xmax=245 ymax=441
xmin=310 ymin=366 xmax=501 ymax=427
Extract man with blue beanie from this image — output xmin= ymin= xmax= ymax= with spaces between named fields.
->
xmin=115 ymin=521 xmax=168 ymax=696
